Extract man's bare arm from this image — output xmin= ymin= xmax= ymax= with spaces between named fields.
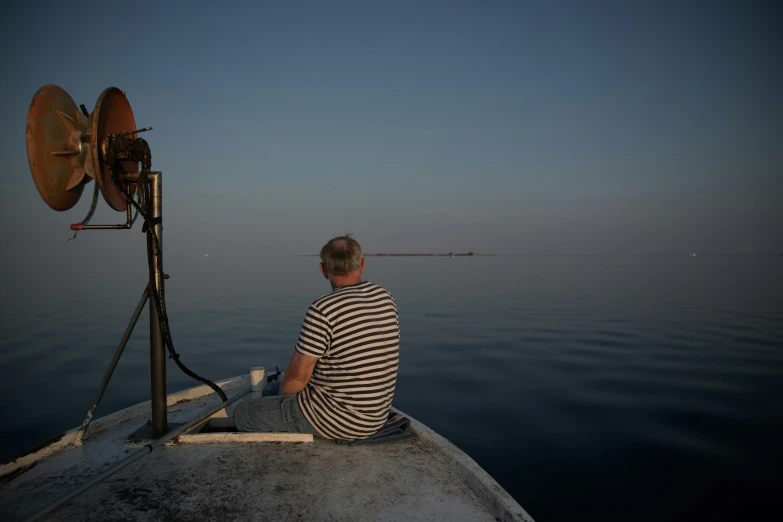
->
xmin=280 ymin=351 xmax=318 ymax=394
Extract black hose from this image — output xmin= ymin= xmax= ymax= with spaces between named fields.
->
xmin=118 ymin=182 xmax=228 ymax=402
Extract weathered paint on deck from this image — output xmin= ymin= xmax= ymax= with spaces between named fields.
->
xmin=0 ymin=373 xmax=535 ymax=522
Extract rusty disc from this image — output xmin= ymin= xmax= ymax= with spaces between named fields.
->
xmin=26 ymin=85 xmax=91 ymax=211
xmin=91 ymin=87 xmax=138 ymax=212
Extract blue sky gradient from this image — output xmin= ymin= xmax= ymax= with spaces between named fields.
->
xmin=1 ymin=0 xmax=780 ymax=259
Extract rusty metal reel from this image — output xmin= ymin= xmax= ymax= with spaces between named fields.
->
xmin=91 ymin=87 xmax=139 ymax=212
xmin=25 ymin=85 xmax=92 ymax=211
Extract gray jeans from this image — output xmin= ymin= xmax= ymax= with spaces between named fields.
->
xmin=233 ymin=379 xmax=320 ymax=435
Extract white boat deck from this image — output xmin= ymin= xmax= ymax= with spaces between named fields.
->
xmin=1 ymin=373 xmax=534 ymax=522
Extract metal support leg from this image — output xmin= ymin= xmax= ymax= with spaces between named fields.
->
xmin=147 ymin=171 xmax=167 ymax=437
xmin=76 ymin=285 xmax=150 ymax=443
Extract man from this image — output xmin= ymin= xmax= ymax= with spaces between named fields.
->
xmin=234 ymin=235 xmax=400 ymax=440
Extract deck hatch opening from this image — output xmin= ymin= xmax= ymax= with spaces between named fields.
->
xmin=172 ymin=400 xmax=314 ymax=444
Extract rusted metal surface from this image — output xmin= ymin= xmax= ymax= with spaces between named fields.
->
xmin=91 ymin=88 xmax=138 ymax=212
xmin=25 ymin=85 xmax=92 ymax=211
xmin=114 ymin=171 xmax=141 ymax=183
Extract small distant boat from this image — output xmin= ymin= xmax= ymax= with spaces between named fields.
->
xmin=689 ymin=253 xmax=697 ymax=257
xmin=204 ymin=253 xmax=210 ymax=257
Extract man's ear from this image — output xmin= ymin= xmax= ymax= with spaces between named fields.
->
xmin=319 ymin=263 xmax=329 ymax=279
xmin=359 ymin=257 xmax=366 ymax=275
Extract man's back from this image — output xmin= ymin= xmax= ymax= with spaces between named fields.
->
xmin=295 ymin=281 xmax=400 ymax=440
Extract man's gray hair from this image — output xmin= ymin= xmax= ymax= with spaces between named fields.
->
xmin=320 ymin=234 xmax=363 ymax=276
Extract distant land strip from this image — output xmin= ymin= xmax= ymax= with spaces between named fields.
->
xmin=300 ymin=253 xmax=495 ymax=257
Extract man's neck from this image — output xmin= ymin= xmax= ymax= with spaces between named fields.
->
xmin=330 ymin=275 xmax=362 ymax=290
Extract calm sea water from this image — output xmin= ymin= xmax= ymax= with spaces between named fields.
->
xmin=1 ymin=254 xmax=781 ymax=521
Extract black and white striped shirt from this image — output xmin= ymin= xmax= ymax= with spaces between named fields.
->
xmin=295 ymin=281 xmax=400 ymax=440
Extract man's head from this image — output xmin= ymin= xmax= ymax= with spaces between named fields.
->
xmin=319 ymin=234 xmax=365 ymax=286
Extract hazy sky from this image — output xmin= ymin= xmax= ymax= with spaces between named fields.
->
xmin=1 ymin=0 xmax=780 ymax=261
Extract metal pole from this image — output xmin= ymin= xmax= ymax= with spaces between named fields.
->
xmin=147 ymin=171 xmax=167 ymax=437
xmin=76 ymin=285 xmax=150 ymax=443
